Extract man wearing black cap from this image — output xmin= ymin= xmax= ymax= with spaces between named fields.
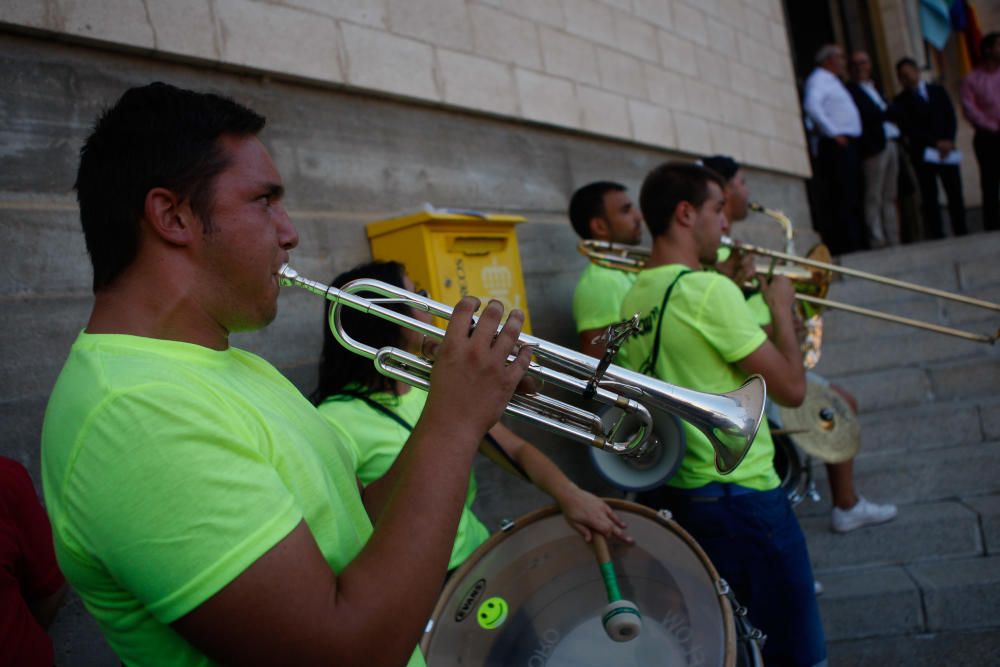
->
xmin=702 ymin=154 xmax=897 ymax=535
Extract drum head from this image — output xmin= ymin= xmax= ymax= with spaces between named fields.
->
xmin=422 ymin=500 xmax=735 ymax=666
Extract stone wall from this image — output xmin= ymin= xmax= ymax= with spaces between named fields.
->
xmin=1 ymin=0 xmax=811 ymax=176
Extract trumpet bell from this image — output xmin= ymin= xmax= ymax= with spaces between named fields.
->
xmin=706 ymin=376 xmax=768 ymax=474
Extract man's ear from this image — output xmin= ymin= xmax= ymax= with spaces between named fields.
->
xmin=144 ymin=187 xmax=198 ymax=246
xmin=589 ymin=216 xmax=609 ymax=239
xmin=673 ymin=201 xmax=695 ymax=230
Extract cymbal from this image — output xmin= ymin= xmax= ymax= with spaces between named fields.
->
xmin=778 ymin=380 xmax=860 ymax=463
xmin=769 ymin=428 xmax=811 ymax=436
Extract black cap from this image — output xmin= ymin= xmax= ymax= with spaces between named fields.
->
xmin=701 ymin=155 xmax=740 ymax=181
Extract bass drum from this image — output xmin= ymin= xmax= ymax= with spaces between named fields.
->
xmin=421 ymin=499 xmax=761 ymax=666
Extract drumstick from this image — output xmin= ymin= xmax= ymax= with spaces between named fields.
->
xmin=592 ymin=534 xmax=642 ymax=642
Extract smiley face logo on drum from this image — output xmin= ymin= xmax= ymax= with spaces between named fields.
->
xmin=477 ymin=597 xmax=509 ymax=630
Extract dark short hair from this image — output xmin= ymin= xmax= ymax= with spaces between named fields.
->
xmin=639 ymin=162 xmax=725 ymax=238
xmin=982 ymin=32 xmax=1000 ymax=53
xmin=74 ymin=82 xmax=266 ymax=290
xmin=701 ymin=155 xmax=741 ymax=182
xmin=311 ymin=260 xmax=411 ymax=405
xmin=896 ymin=57 xmax=919 ymax=72
xmin=568 ymin=181 xmax=627 ymax=239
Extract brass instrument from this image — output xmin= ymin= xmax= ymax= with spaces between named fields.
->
xmin=749 ymin=201 xmax=795 ymax=254
xmin=279 ymin=265 xmax=766 ymax=473
xmin=577 ymin=229 xmax=999 ymax=346
xmin=576 ymin=239 xmax=648 ymax=272
xmin=721 ymin=235 xmax=1000 ymax=345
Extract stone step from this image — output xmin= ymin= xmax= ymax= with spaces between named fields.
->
xmin=836 ymin=231 xmax=1000 ymax=276
xmin=826 ymin=627 xmax=1000 ymax=666
xmin=826 ymin=367 xmax=932 ymax=413
xmin=961 ymin=254 xmax=1000 ymax=292
xmin=983 ymin=395 xmax=1000 ymax=441
xmin=821 ymin=291 xmax=1000 ymax=344
xmin=802 ymin=500 xmax=982 ymax=572
xmin=793 ymin=441 xmax=1000 ymax=519
xmin=923 ymin=356 xmax=1000 ymax=403
xmin=828 ymin=357 xmax=1000 ymax=412
xmin=826 ymin=262 xmax=965 ymax=307
xmin=961 ymin=495 xmax=1000 ymax=556
xmin=907 ymin=554 xmax=1000 ymax=633
xmin=816 ymin=566 xmax=923 ymax=642
xmin=817 ymin=556 xmax=1000 ymax=640
xmin=855 ymin=400 xmax=986 ymax=457
xmin=814 ymin=326 xmax=996 ymax=377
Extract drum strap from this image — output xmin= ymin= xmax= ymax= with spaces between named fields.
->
xmin=349 ymin=393 xmax=531 ymax=481
xmin=639 ymin=269 xmax=692 ymax=376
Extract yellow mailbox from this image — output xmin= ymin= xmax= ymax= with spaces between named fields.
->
xmin=366 ymin=206 xmax=532 ymax=333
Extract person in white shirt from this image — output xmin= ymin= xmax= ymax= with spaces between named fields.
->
xmin=847 ymin=50 xmax=901 ymax=247
xmin=803 ymin=44 xmax=866 ymax=255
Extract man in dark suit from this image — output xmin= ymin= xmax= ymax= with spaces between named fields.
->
xmin=847 ymin=51 xmax=901 ymax=247
xmin=890 ymin=57 xmax=967 ymax=239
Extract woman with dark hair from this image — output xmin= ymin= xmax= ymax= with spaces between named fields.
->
xmin=313 ymin=260 xmax=628 ymax=571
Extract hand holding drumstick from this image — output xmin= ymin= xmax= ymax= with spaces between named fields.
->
xmin=592 ymin=534 xmax=642 ymax=642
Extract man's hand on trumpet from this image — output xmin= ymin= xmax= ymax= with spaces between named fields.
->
xmin=423 ymin=297 xmax=534 ymax=444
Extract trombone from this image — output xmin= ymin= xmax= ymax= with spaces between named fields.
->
xmin=721 ymin=236 xmax=1000 ymax=345
xmin=279 ymin=264 xmax=766 ymax=474
xmin=576 ymin=237 xmax=1000 ymax=345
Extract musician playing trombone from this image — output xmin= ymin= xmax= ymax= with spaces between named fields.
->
xmin=568 ymin=181 xmax=645 ymax=358
xmin=702 ymin=154 xmax=897 ymax=534
xmin=41 ymin=83 xmax=533 ymax=667
xmin=617 ymin=162 xmax=826 ymax=667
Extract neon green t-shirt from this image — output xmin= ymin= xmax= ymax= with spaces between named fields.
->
xmin=572 ymin=263 xmax=638 ymax=333
xmin=617 ymin=265 xmax=779 ymax=491
xmin=317 ymin=389 xmax=490 ymax=570
xmin=41 ymin=332 xmax=424 ymax=667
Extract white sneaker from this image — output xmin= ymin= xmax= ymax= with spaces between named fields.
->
xmin=814 ymin=580 xmax=824 ymax=596
xmin=831 ymin=496 xmax=898 ymax=533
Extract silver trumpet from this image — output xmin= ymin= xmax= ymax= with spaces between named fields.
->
xmin=280 ymin=264 xmax=766 ymax=473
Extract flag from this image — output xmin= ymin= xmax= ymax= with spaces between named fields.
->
xmin=920 ymin=0 xmax=953 ymax=50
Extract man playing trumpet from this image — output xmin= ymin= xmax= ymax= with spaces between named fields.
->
xmin=41 ymin=82 xmax=532 ymax=667
xmin=618 ymin=162 xmax=826 ymax=667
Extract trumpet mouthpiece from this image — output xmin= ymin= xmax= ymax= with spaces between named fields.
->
xmin=277 ymin=264 xmax=298 ymax=286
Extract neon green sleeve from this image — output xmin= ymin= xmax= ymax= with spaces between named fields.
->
xmin=62 ymin=384 xmax=301 ymax=624
xmin=572 ymin=264 xmax=637 ymax=333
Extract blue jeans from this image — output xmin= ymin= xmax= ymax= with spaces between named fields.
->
xmin=638 ymin=485 xmax=827 ymax=667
